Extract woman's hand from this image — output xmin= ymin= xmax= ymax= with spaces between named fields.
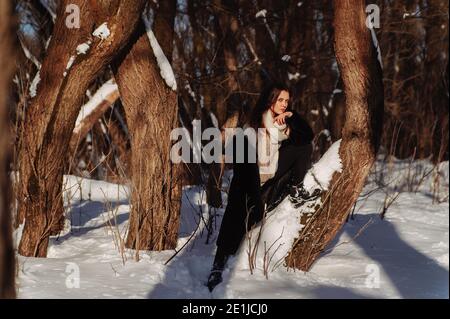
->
xmin=273 ymin=111 xmax=293 ymax=125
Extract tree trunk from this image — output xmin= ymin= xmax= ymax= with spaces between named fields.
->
xmin=17 ymin=0 xmax=146 ymax=257
xmin=152 ymin=0 xmax=176 ymax=63
xmin=113 ymin=20 xmax=181 ymax=254
xmin=205 ymin=0 xmax=241 ymax=208
xmin=286 ymin=0 xmax=384 ymax=271
xmin=424 ymin=0 xmax=449 ymax=162
xmin=0 ymin=0 xmax=16 ymax=299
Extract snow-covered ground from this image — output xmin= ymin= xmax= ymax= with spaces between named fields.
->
xmin=15 ymin=158 xmax=449 ymax=299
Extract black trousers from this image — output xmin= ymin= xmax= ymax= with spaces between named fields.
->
xmin=216 ymin=143 xmax=313 ymax=256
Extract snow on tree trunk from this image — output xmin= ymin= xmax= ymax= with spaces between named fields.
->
xmin=17 ymin=0 xmax=146 ymax=257
xmin=112 ymin=19 xmax=181 ymax=254
xmin=286 ymin=0 xmax=384 ymax=271
xmin=0 ymin=0 xmax=16 ymax=298
xmin=70 ymin=79 xmax=119 ymax=154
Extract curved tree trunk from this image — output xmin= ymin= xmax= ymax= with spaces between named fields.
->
xmin=0 ymin=0 xmax=16 ymax=299
xmin=17 ymin=0 xmax=146 ymax=257
xmin=113 ymin=18 xmax=181 ymax=255
xmin=286 ymin=0 xmax=384 ymax=271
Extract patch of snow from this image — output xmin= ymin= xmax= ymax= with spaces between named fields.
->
xmin=76 ymin=41 xmax=92 ymax=55
xmin=209 ymin=112 xmax=219 ymax=128
xmin=185 ymin=83 xmax=196 ymax=102
xmin=45 ymin=36 xmax=52 ymax=50
xmin=29 ymin=71 xmax=41 ymax=98
xmin=13 ymin=75 xmax=19 ymax=86
xmin=93 ymin=22 xmax=110 ymax=40
xmin=288 ymin=72 xmax=300 ymax=81
xmin=62 ymin=175 xmax=130 ymax=203
xmin=255 ymin=9 xmax=267 ymax=18
xmin=199 ymin=95 xmax=205 ymax=109
xmin=13 ymin=223 xmax=24 ymax=251
xmin=66 ymin=56 xmax=76 ymax=70
xmin=74 ymin=79 xmax=118 ymax=132
xmin=142 ymin=14 xmax=177 ymax=91
xmin=99 ymin=122 xmax=107 ymax=134
xmin=63 ymin=55 xmax=76 ymax=77
xmin=303 ymin=139 xmax=342 ymax=193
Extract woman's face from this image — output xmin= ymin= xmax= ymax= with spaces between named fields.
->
xmin=270 ymin=90 xmax=290 ymax=115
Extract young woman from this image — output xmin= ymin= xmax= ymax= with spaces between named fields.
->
xmin=207 ymin=83 xmax=317 ymax=292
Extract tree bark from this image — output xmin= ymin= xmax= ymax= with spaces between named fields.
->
xmin=113 ymin=20 xmax=181 ymax=254
xmin=17 ymin=0 xmax=146 ymax=257
xmin=0 ymin=0 xmax=16 ymax=299
xmin=286 ymin=0 xmax=384 ymax=271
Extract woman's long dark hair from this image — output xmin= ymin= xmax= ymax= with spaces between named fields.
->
xmin=247 ymin=83 xmax=291 ymax=130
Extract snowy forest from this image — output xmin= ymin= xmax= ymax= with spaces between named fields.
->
xmin=0 ymin=0 xmax=448 ymax=300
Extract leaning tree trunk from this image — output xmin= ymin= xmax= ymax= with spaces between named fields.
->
xmin=17 ymin=0 xmax=146 ymax=257
xmin=113 ymin=19 xmax=181 ymax=255
xmin=286 ymin=0 xmax=384 ymax=271
xmin=0 ymin=0 xmax=16 ymax=299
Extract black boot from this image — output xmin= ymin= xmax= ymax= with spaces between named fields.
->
xmin=206 ymin=249 xmax=230 ymax=292
xmin=207 ymin=270 xmax=223 ymax=292
xmin=288 ymin=182 xmax=322 ymax=208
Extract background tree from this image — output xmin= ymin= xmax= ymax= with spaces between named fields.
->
xmin=112 ymin=1 xmax=182 ymax=255
xmin=0 ymin=0 xmax=16 ymax=299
